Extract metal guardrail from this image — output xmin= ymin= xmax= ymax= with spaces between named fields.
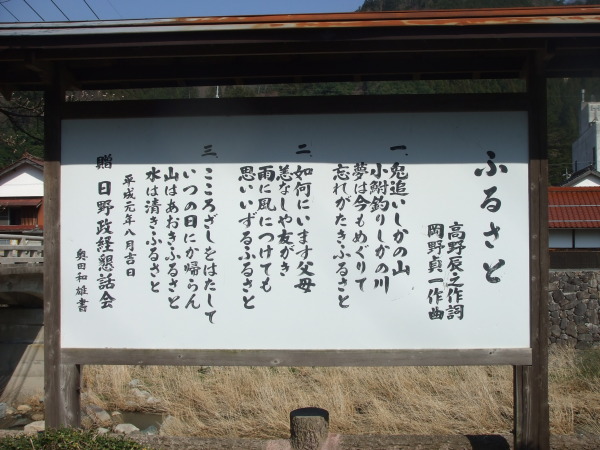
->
xmin=0 ymin=234 xmax=44 ymax=264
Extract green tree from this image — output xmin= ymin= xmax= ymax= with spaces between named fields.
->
xmin=0 ymin=91 xmax=44 ymax=166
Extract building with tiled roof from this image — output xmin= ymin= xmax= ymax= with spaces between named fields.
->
xmin=551 ymin=92 xmax=600 ymax=268
xmin=0 ymin=152 xmax=44 ymax=233
xmin=549 ymin=186 xmax=600 ymax=270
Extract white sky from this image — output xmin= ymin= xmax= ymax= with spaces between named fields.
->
xmin=0 ymin=0 xmax=366 ymax=22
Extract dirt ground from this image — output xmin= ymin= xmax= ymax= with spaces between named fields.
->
xmin=127 ymin=433 xmax=600 ymax=449
xmin=3 ymin=430 xmax=598 ymax=449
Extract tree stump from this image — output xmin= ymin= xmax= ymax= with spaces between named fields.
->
xmin=290 ymin=407 xmax=329 ymax=450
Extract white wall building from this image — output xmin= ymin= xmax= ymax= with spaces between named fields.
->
xmin=0 ymin=163 xmax=43 ymax=198
xmin=0 ymin=153 xmax=44 ymax=231
xmin=572 ymin=97 xmax=600 ymax=173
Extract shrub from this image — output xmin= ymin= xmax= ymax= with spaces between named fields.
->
xmin=0 ymin=428 xmax=150 ymax=450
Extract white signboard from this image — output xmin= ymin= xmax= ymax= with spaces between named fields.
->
xmin=61 ymin=111 xmax=529 ymax=350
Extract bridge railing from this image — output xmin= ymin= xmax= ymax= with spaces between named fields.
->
xmin=0 ymin=234 xmax=44 ymax=264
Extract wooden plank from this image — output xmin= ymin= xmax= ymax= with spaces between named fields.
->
xmin=44 ymin=75 xmax=81 ymax=429
xmin=549 ymin=250 xmax=600 ymax=269
xmin=514 ymin=51 xmax=550 ymax=450
xmin=61 ymin=363 xmax=81 ymax=426
xmin=61 ymin=348 xmax=532 ymax=367
xmin=43 ymin=82 xmax=61 ymax=429
xmin=44 ymin=79 xmax=62 ymax=428
xmin=61 ymin=93 xmax=529 ymax=120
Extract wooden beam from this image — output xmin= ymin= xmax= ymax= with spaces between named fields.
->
xmin=514 ymin=50 xmax=550 ymax=450
xmin=44 ymin=66 xmax=80 ymax=429
xmin=61 ymin=93 xmax=528 ymax=120
xmin=61 ymin=348 xmax=532 ymax=367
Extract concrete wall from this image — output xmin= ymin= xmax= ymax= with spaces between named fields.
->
xmin=0 ymin=308 xmax=44 ymax=404
xmin=548 ymin=270 xmax=600 ymax=349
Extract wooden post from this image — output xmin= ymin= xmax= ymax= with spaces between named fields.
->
xmin=44 ymin=68 xmax=81 ymax=428
xmin=514 ymin=50 xmax=550 ymax=450
xmin=290 ymin=407 xmax=329 ymax=450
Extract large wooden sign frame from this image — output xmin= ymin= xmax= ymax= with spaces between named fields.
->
xmin=60 ymin=96 xmax=531 ymax=356
xmin=45 ymin=81 xmax=548 ymax=448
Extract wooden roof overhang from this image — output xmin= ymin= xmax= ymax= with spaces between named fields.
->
xmin=1 ymin=6 xmax=600 ymax=92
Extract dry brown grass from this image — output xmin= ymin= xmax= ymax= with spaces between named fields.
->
xmin=81 ymin=346 xmax=600 ymax=439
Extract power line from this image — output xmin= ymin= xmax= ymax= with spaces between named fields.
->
xmin=50 ymin=0 xmax=69 ymax=20
xmin=0 ymin=1 xmax=19 ymax=21
xmin=105 ymin=0 xmax=121 ymax=18
xmin=22 ymin=0 xmax=44 ymax=21
xmin=83 ymin=0 xmax=100 ymax=20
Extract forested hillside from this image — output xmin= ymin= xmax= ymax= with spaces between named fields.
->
xmin=1 ymin=0 xmax=599 ymax=184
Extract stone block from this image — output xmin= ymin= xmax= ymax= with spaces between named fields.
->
xmin=575 ymin=303 xmax=588 ymax=316
xmin=563 ymin=298 xmax=578 ymax=309
xmin=577 ymin=324 xmax=590 ymax=334
xmin=84 ymin=404 xmax=112 ymax=427
xmin=114 ymin=423 xmax=140 ymax=435
xmin=24 ymin=421 xmax=45 ymax=434
xmin=81 ymin=414 xmax=94 ymax=429
xmin=577 ymin=290 xmax=591 ymax=300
